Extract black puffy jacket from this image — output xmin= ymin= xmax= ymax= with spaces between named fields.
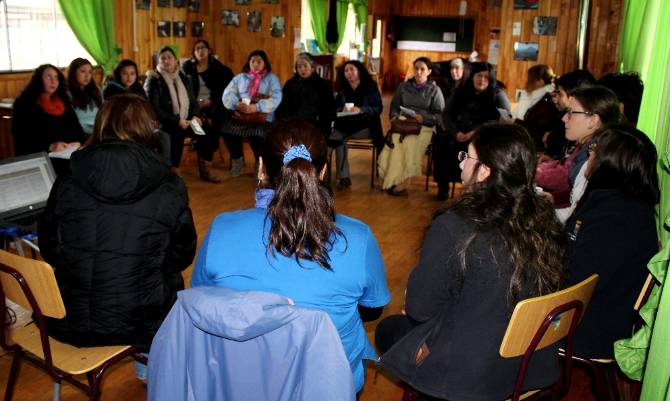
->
xmin=38 ymin=140 xmax=197 ymax=351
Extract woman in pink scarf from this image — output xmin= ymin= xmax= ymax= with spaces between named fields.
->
xmin=222 ymin=50 xmax=282 ymax=177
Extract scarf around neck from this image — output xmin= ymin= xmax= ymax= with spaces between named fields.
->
xmin=247 ymin=69 xmax=266 ymax=98
xmin=37 ymin=93 xmax=65 ymax=116
xmin=157 ymin=65 xmax=190 ymax=120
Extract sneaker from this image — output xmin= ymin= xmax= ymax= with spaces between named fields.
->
xmin=230 ymin=157 xmax=244 ymax=177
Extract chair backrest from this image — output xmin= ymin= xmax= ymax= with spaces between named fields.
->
xmin=634 ymin=273 xmax=654 ymax=312
xmin=0 ymin=249 xmax=65 ymax=319
xmin=500 ymin=274 xmax=599 ymax=358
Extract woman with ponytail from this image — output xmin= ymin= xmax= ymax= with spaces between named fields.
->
xmin=191 ymin=117 xmax=390 ymax=392
xmin=375 ymin=123 xmax=567 ymax=401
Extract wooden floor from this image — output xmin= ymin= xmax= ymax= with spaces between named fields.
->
xmin=0 ymin=96 xmax=600 ymax=400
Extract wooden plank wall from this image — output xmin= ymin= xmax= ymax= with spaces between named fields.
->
xmin=587 ymin=0 xmax=622 ymax=77
xmin=210 ymin=0 xmax=301 ymax=84
xmin=386 ymin=0 xmax=492 ymax=81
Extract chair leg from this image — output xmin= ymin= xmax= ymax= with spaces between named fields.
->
xmin=52 ymin=381 xmax=61 ymax=401
xmin=3 ymin=352 xmax=22 ymax=401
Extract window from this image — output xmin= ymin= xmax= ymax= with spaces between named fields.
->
xmin=0 ymin=0 xmax=94 ymax=72
xmin=300 ymin=0 xmax=364 ymax=58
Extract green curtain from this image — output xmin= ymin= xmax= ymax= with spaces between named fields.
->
xmin=613 ymin=1 xmax=670 ymax=400
xmin=58 ymin=0 xmax=120 ymax=74
xmin=307 ymin=0 xmax=362 ymax=54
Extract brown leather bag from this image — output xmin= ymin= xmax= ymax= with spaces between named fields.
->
xmin=231 ymin=94 xmax=270 ymax=125
xmin=385 ymin=118 xmax=423 ymax=148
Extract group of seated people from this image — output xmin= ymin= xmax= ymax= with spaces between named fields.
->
xmin=5 ymin=42 xmax=660 ymax=400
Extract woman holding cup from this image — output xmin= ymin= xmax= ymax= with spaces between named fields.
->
xmin=330 ymin=60 xmax=383 ymax=189
xmin=222 ymin=50 xmax=282 ymax=177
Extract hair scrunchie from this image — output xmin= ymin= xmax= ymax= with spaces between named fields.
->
xmin=282 ymin=144 xmax=312 ymax=165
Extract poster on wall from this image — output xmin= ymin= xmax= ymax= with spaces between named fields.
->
xmin=514 ymin=0 xmax=538 ymax=9
xmin=263 ymin=0 xmax=280 ymax=3
xmin=221 ymin=10 xmax=240 ymax=26
xmin=513 ymin=41 xmax=539 ymax=61
xmin=173 ymin=21 xmax=186 ymax=37
xmin=187 ymin=0 xmax=200 ymax=11
xmin=157 ymin=21 xmax=171 ymax=37
xmin=191 ymin=21 xmax=204 ymax=36
xmin=136 ymin=0 xmax=150 ymax=9
xmin=235 ymin=0 xmax=251 ymax=4
xmin=247 ymin=11 xmax=261 ymax=32
xmin=533 ymin=16 xmax=558 ymax=35
xmin=173 ymin=0 xmax=186 ymax=7
xmin=270 ymin=16 xmax=285 ymax=37
xmin=157 ymin=0 xmax=170 ymax=7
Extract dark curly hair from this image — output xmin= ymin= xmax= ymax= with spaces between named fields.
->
xmin=446 ymin=123 xmax=567 ymax=303
xmin=15 ymin=64 xmax=70 ymax=107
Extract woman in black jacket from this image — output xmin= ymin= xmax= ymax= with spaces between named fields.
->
xmin=566 ymin=125 xmax=659 ymax=358
xmin=102 ymin=59 xmax=147 ymax=99
xmin=182 ymin=40 xmax=234 ymax=182
xmin=275 ymin=52 xmax=335 ymax=139
xmin=12 ymin=64 xmax=84 ymax=174
xmin=144 ymin=46 xmax=218 ymax=181
xmin=375 ymin=124 xmax=566 ymax=401
xmin=330 ymin=60 xmax=383 ymax=189
xmin=38 ymin=94 xmax=197 ymax=378
xmin=443 ymin=62 xmax=510 ymax=193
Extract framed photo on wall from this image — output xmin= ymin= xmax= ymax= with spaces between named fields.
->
xmin=173 ymin=21 xmax=186 ymax=37
xmin=173 ymin=0 xmax=186 ymax=7
xmin=188 ymin=0 xmax=200 ymax=11
xmin=513 ymin=41 xmax=539 ymax=61
xmin=157 ymin=20 xmax=171 ymax=37
xmin=270 ymin=16 xmax=285 ymax=37
xmin=157 ymin=0 xmax=170 ymax=7
xmin=533 ymin=17 xmax=558 ymax=35
xmin=136 ymin=0 xmax=151 ymax=9
xmin=191 ymin=21 xmax=204 ymax=36
xmin=514 ymin=0 xmax=538 ymax=9
xmin=247 ymin=11 xmax=261 ymax=32
xmin=221 ymin=10 xmax=240 ymax=26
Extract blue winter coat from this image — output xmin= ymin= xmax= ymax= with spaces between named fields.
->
xmin=147 ymin=287 xmax=356 ymax=401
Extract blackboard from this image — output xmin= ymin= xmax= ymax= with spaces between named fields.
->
xmin=392 ymin=16 xmax=475 ymax=52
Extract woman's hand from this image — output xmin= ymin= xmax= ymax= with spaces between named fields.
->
xmin=236 ymin=102 xmax=257 ymax=113
xmin=198 ymin=98 xmax=212 ymax=109
xmin=349 ymin=106 xmax=362 ymax=113
xmin=178 ymin=119 xmax=190 ymax=130
xmin=411 ymin=113 xmax=424 ymax=124
xmin=49 ymin=142 xmax=69 ymax=152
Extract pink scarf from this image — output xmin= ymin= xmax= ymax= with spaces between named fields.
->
xmin=247 ymin=69 xmax=265 ymax=98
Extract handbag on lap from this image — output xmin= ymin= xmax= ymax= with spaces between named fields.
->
xmin=231 ymin=94 xmax=270 ymax=125
xmin=385 ymin=118 xmax=423 ymax=148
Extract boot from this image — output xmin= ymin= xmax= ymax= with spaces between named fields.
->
xmin=199 ymin=160 xmax=221 ymax=183
xmin=230 ymin=157 xmax=245 ymax=177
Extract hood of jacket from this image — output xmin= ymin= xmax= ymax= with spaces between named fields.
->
xmin=178 ymin=287 xmax=300 ymax=341
xmin=70 ymin=139 xmax=171 ymax=204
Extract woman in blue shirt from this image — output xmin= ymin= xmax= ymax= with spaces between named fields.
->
xmin=191 ymin=117 xmax=390 ymax=392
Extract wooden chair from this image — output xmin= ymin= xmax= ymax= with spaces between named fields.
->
xmin=327 ymin=137 xmax=378 ymax=189
xmin=0 ymin=249 xmax=144 ymax=401
xmin=400 ymin=274 xmax=599 ymax=401
xmin=558 ymin=273 xmax=655 ymax=401
xmin=500 ymin=274 xmax=599 ymax=401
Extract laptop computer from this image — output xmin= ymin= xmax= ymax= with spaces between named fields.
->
xmin=0 ymin=152 xmax=56 ymax=234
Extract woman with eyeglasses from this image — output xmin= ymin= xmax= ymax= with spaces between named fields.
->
xmin=182 ymin=39 xmax=235 ymax=182
xmin=191 ymin=117 xmax=390 ymax=393
xmin=375 ymin=123 xmax=567 ymax=401
xmin=566 ymin=125 xmax=658 ymax=358
xmin=536 ymin=85 xmax=621 ymax=222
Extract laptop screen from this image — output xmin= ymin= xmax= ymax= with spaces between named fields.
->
xmin=0 ymin=153 xmax=56 ymax=218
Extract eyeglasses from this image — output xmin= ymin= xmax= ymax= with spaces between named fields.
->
xmin=458 ymin=151 xmax=479 ymax=162
xmin=565 ymin=108 xmax=594 ymax=118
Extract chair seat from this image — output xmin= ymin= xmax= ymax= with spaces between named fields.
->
xmin=346 ymin=138 xmax=374 ymax=149
xmin=9 ymin=323 xmax=132 ymax=375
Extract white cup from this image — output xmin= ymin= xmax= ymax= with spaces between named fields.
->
xmin=344 ymin=102 xmax=354 ymax=111
xmin=242 ymin=97 xmax=251 ymax=105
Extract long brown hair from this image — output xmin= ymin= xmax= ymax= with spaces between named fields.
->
xmin=262 ymin=117 xmax=342 ymax=269
xmin=87 ymin=94 xmax=158 ymax=149
xmin=67 ymin=58 xmax=102 ymax=109
xmin=449 ymin=123 xmax=566 ymax=303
